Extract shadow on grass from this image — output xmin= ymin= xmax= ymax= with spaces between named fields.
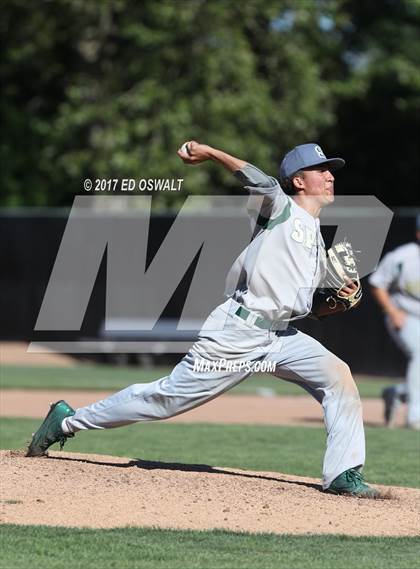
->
xmin=47 ymin=454 xmax=322 ymax=492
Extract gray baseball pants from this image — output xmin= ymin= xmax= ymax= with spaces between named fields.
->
xmin=63 ymin=299 xmax=365 ymax=489
xmin=386 ymin=314 xmax=420 ymax=426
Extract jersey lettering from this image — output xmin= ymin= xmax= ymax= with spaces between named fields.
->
xmin=291 ymin=219 xmax=316 ymax=249
xmin=291 ymin=219 xmax=304 ymax=243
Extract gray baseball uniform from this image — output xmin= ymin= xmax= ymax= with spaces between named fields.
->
xmin=369 ymin=242 xmax=420 ymax=425
xmin=62 ymin=164 xmax=365 ymax=489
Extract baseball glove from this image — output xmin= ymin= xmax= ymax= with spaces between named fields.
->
xmin=310 ymin=240 xmax=362 ymax=319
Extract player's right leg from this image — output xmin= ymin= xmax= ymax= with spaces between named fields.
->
xmin=266 ymin=328 xmax=378 ymax=497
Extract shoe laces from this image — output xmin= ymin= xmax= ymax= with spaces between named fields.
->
xmin=58 ymin=432 xmax=74 ymax=451
xmin=346 ymin=469 xmax=364 ymax=484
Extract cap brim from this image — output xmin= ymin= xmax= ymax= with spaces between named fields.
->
xmin=303 ymin=157 xmax=345 ymax=172
xmin=325 ymin=157 xmax=345 ymax=171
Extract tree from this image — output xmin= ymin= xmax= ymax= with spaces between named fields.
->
xmin=1 ymin=0 xmax=419 ymax=207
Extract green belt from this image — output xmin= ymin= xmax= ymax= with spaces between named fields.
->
xmin=235 ymin=306 xmax=273 ymax=330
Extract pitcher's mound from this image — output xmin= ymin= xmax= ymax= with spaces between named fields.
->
xmin=1 ymin=450 xmax=419 ymax=536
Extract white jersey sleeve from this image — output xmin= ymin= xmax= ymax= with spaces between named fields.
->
xmin=369 ymin=242 xmax=420 ymax=317
xmin=234 ymin=163 xmax=288 ymax=231
xmin=368 ymin=250 xmax=401 ymax=290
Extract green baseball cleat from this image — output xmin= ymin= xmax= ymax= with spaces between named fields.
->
xmin=326 ymin=468 xmax=380 ymax=498
xmin=26 ymin=400 xmax=75 ymax=457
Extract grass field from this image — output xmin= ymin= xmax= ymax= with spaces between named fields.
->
xmin=0 ymin=364 xmax=399 ymax=398
xmin=1 ymin=525 xmax=419 ymax=569
xmin=2 ymin=418 xmax=419 ymax=488
xmin=1 ymin=366 xmax=418 ymax=569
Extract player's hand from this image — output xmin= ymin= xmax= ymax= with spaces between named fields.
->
xmin=177 ymin=141 xmax=213 ymax=164
xmin=388 ymin=307 xmax=407 ymax=330
xmin=340 ymin=280 xmax=359 ymax=296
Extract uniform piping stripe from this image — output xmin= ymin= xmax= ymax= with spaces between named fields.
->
xmin=249 ymin=198 xmax=292 ymax=230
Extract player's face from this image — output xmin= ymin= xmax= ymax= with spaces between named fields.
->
xmin=298 ymin=167 xmax=335 ymax=206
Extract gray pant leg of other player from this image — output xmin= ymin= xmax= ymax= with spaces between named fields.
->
xmin=387 ymin=314 xmax=420 ymax=426
xmin=266 ymin=329 xmax=365 ymax=490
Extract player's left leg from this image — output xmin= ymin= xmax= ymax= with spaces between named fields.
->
xmin=26 ymin=355 xmax=254 ymax=457
xmin=27 ymin=299 xmax=269 ymax=455
xmin=265 ymin=328 xmax=376 ymax=496
xmin=60 ymin=352 xmax=252 ymax=432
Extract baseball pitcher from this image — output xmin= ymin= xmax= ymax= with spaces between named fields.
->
xmin=27 ymin=142 xmax=378 ymax=497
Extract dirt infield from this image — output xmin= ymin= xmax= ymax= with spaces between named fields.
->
xmin=0 ymin=388 xmax=407 ymax=427
xmin=2 ymin=386 xmax=416 ymax=536
xmin=1 ymin=450 xmax=419 ymax=536
xmin=0 ymin=342 xmax=75 ymax=367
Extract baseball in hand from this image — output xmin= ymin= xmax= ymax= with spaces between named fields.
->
xmin=180 ymin=142 xmax=191 ymax=156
